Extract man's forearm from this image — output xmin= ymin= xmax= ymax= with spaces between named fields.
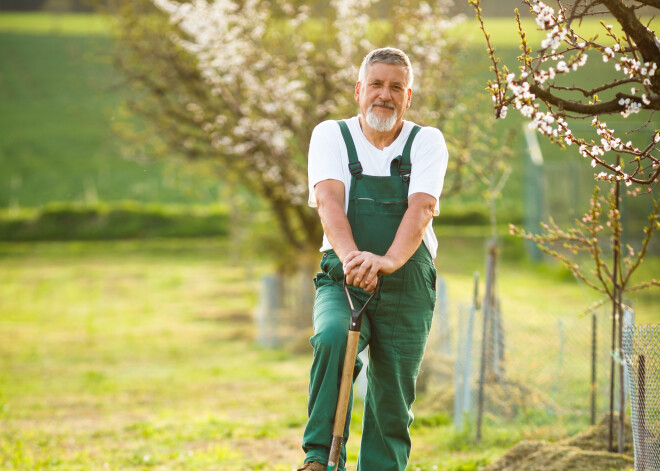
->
xmin=317 ymin=199 xmax=358 ymax=263
xmin=384 ymin=201 xmax=434 ymax=270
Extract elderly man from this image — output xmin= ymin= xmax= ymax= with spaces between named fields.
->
xmin=298 ymin=47 xmax=449 ymax=471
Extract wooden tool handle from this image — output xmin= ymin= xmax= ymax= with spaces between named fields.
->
xmin=327 ymin=330 xmax=360 ymax=468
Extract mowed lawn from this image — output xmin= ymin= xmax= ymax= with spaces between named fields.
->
xmin=0 ymin=240 xmax=310 ymax=470
xmin=0 ymin=238 xmax=657 ymax=470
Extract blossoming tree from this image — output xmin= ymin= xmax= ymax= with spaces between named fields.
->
xmin=113 ymin=0 xmax=486 ymax=260
xmin=470 ymin=0 xmax=659 ymax=452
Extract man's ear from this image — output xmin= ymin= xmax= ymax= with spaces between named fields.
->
xmin=406 ymin=88 xmax=412 ymax=109
xmin=354 ymin=82 xmax=361 ymax=102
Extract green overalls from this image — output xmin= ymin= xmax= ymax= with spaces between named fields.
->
xmin=302 ymin=120 xmax=437 ymax=470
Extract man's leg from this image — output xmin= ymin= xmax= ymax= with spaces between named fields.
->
xmin=357 ymin=260 xmax=436 ymax=471
xmin=302 ymin=274 xmax=371 ymax=470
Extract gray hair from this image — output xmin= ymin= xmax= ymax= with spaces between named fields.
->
xmin=358 ymin=47 xmax=414 ymax=89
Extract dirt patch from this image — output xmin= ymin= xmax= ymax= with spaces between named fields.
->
xmin=232 ymin=434 xmax=303 ymax=468
xmin=483 ymin=414 xmax=635 ymax=471
xmin=195 ymin=308 xmax=253 ymax=324
xmin=563 ymin=413 xmax=634 ymax=455
xmin=480 ymin=379 xmax=554 ymax=419
xmin=206 ymin=325 xmax=255 ymax=342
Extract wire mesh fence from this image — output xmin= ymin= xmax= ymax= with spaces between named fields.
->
xmin=256 ymin=266 xmax=631 ymax=436
xmin=423 ymin=271 xmax=634 ymax=439
xmin=623 ymin=324 xmax=660 ymax=471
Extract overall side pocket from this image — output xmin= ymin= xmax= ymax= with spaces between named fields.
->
xmin=319 ymin=251 xmax=344 ymax=283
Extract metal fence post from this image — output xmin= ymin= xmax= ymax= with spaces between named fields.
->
xmin=523 ymin=126 xmax=545 ymax=262
xmin=436 ymin=276 xmax=450 ymax=355
xmin=454 ymin=303 xmax=465 ymax=429
xmin=591 ymin=310 xmax=597 ymax=425
xmin=255 ymin=274 xmax=280 ymax=348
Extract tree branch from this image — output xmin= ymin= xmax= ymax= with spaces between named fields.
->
xmin=530 ymin=83 xmax=660 ymax=114
xmin=547 ymin=77 xmax=641 ymax=97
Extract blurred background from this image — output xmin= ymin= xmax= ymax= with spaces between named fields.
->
xmin=0 ymin=1 xmax=657 ymax=470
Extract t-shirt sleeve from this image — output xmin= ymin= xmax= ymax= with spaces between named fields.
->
xmin=308 ymin=121 xmax=345 ymax=208
xmin=409 ymin=127 xmax=449 ymax=216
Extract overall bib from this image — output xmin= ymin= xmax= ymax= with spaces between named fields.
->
xmin=302 ymin=121 xmax=437 ymax=471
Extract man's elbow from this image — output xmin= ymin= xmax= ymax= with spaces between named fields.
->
xmin=422 ymin=204 xmax=435 ymax=222
xmin=410 ymin=193 xmax=436 ymax=222
xmin=418 ymin=205 xmax=434 ymax=229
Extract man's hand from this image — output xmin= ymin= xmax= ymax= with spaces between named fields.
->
xmin=343 ymin=251 xmax=398 ymax=292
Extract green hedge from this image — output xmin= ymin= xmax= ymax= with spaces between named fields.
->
xmin=0 ymin=202 xmax=229 ymax=241
xmin=436 ymin=204 xmax=523 ymax=226
xmin=0 ymin=201 xmax=521 ymax=242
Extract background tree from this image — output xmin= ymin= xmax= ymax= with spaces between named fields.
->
xmin=470 ymin=0 xmax=659 ymax=452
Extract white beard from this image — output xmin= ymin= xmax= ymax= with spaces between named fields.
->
xmin=365 ymin=102 xmax=397 ymax=132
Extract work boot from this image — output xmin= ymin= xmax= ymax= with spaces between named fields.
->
xmin=296 ymin=461 xmax=325 ymax=471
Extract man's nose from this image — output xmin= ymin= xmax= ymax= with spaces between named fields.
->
xmin=378 ymin=86 xmax=392 ymax=101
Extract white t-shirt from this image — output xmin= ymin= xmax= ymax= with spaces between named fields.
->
xmin=308 ymin=116 xmax=448 ymax=259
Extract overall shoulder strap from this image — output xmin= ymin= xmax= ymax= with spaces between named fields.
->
xmin=398 ymin=125 xmax=422 ymax=181
xmin=337 ymin=120 xmax=362 ymax=179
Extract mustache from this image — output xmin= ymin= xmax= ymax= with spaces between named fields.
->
xmin=369 ymin=100 xmax=395 ymax=110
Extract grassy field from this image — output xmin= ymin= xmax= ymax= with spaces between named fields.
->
xmin=0 ymin=237 xmax=655 ymax=470
xmin=0 ymin=14 xmax=220 ymax=208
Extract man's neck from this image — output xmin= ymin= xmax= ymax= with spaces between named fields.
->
xmin=358 ymin=115 xmax=404 ymax=150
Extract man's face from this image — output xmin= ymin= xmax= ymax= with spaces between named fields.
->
xmin=355 ymin=62 xmax=412 ymax=133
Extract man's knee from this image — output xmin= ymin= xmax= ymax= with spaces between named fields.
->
xmin=310 ymin=323 xmax=347 ymax=353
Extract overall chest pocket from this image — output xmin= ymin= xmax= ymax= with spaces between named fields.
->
xmin=355 ymin=197 xmax=407 ymax=216
xmin=379 ymin=199 xmax=408 ymax=216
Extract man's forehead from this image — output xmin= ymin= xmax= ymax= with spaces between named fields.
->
xmin=364 ymin=62 xmax=408 ymax=82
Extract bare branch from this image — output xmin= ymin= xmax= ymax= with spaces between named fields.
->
xmin=547 ymin=77 xmax=641 ymax=97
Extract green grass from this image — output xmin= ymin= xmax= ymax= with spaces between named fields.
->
xmin=0 ymin=238 xmax=655 ymax=470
